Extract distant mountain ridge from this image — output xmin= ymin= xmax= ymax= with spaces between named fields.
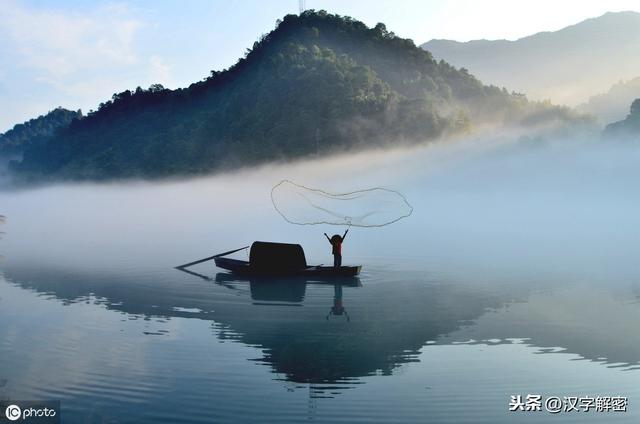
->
xmin=578 ymin=77 xmax=640 ymax=124
xmin=12 ymin=11 xmax=585 ymax=182
xmin=422 ymin=11 xmax=640 ymax=106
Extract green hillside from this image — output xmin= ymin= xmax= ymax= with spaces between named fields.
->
xmin=0 ymin=107 xmax=81 ymax=156
xmin=14 ymin=11 xmax=586 ymax=181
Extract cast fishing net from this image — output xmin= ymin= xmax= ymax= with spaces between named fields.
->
xmin=271 ymin=180 xmax=413 ymax=227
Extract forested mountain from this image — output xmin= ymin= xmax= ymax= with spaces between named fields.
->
xmin=578 ymin=77 xmax=640 ymax=124
xmin=13 ymin=11 xmax=586 ymax=182
xmin=0 ymin=107 xmax=81 ymax=156
xmin=422 ymin=12 xmax=640 ymax=106
xmin=604 ymin=99 xmax=640 ymax=137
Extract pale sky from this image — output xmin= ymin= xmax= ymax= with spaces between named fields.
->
xmin=1 ymin=0 xmax=639 ymax=132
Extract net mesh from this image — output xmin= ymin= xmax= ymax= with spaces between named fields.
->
xmin=271 ymin=180 xmax=413 ymax=227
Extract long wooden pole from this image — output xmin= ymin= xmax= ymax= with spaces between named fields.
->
xmin=175 ymin=245 xmax=249 ymax=269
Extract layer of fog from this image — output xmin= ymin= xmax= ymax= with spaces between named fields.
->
xmin=0 ymin=130 xmax=639 ymax=284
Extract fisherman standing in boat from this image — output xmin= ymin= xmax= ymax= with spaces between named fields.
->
xmin=324 ymin=229 xmax=348 ymax=267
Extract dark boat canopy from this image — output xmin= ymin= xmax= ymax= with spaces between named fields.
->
xmin=249 ymin=241 xmax=307 ymax=271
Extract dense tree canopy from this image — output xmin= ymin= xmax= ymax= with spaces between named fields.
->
xmin=604 ymin=98 xmax=640 ymax=137
xmin=13 ymin=11 xmax=588 ymax=182
xmin=0 ymin=107 xmax=81 ymax=156
xmin=631 ymin=98 xmax=640 ymax=116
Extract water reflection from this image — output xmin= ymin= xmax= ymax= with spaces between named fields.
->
xmin=326 ymin=285 xmax=350 ymax=321
xmin=2 ymin=261 xmax=640 ymax=402
xmin=1 ymin=263 xmax=516 ymax=394
xmin=212 ymin=272 xmax=361 ymax=305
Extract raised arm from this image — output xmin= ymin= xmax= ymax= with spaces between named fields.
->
xmin=342 ymin=229 xmax=349 ymax=240
xmin=324 ymin=232 xmax=331 ymax=243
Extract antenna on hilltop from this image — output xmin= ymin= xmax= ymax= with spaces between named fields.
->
xmin=299 ymin=0 xmax=306 ymax=14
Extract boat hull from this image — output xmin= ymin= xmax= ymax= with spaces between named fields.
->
xmin=214 ymin=257 xmax=361 ymax=277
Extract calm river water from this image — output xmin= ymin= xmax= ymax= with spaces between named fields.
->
xmin=1 ymin=139 xmax=639 ymax=423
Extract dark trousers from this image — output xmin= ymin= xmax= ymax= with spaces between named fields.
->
xmin=333 ymin=254 xmax=342 ymax=267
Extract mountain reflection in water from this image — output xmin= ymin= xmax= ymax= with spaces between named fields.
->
xmin=1 ymin=263 xmax=521 ymax=395
xmin=4 ymin=260 xmax=640 ymax=399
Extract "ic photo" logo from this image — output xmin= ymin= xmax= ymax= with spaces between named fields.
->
xmin=2 ymin=401 xmax=60 ymax=423
xmin=4 ymin=404 xmax=21 ymax=421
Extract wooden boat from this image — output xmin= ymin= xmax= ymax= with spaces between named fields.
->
xmin=213 ymin=241 xmax=362 ymax=278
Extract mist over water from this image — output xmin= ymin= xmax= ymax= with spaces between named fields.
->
xmin=1 ymin=131 xmax=638 ymax=279
xmin=1 ymin=132 xmax=640 ymax=423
